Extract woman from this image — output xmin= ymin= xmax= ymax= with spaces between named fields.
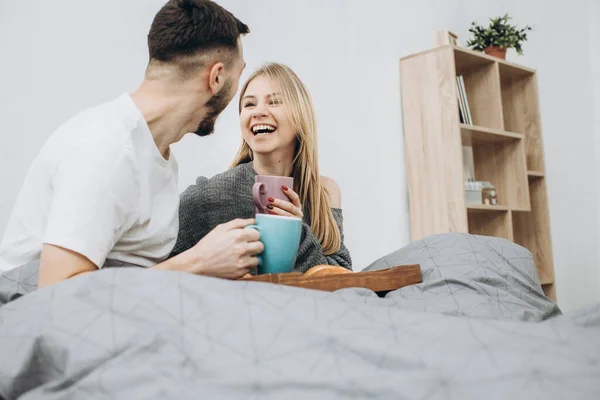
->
xmin=170 ymin=62 xmax=352 ymax=273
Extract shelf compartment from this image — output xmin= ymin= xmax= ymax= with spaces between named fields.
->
xmin=498 ymin=61 xmax=536 ymax=80
xmin=512 ymin=178 xmax=554 ymax=286
xmin=465 ymin=136 xmax=530 ymax=210
xmin=499 ymin=69 xmax=545 ymax=172
xmin=454 ymin=46 xmax=536 ymax=77
xmin=454 ymin=49 xmax=504 ymax=130
xmin=468 ymin=208 xmax=513 ymax=241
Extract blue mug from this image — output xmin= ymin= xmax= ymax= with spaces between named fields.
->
xmin=245 ymin=214 xmax=303 ymax=274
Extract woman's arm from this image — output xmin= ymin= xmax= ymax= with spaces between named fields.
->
xmin=294 ymin=209 xmax=352 ymax=272
xmin=293 ymin=177 xmax=352 ymax=272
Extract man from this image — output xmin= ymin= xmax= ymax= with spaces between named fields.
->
xmin=0 ymin=0 xmax=263 ymax=287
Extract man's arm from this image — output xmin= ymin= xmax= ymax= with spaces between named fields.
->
xmin=39 ymin=218 xmax=264 ymax=288
xmin=37 ymin=140 xmax=139 ymax=288
xmin=38 ymin=244 xmax=98 ymax=288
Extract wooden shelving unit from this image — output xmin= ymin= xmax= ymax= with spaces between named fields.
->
xmin=399 ymin=45 xmax=556 ymax=300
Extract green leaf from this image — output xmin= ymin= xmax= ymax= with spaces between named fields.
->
xmin=465 ymin=13 xmax=533 ymax=55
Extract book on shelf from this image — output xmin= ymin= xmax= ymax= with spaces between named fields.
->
xmin=456 ymin=76 xmax=472 ymax=125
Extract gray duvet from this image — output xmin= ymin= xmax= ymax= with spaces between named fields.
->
xmin=0 ymin=233 xmax=599 ymax=399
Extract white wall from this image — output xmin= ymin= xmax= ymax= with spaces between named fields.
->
xmin=591 ymin=0 xmax=600 ymax=296
xmin=532 ymin=0 xmax=600 ymax=312
xmin=1 ymin=0 xmax=599 ymax=311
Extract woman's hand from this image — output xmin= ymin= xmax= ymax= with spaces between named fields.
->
xmin=267 ymin=185 xmax=304 ymax=219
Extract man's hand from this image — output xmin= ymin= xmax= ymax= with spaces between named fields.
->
xmin=157 ymin=218 xmax=263 ymax=279
xmin=38 ymin=244 xmax=97 ymax=288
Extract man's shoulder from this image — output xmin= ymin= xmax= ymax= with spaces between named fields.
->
xmin=44 ymin=94 xmax=137 ymax=158
xmin=55 ymin=94 xmax=133 ymax=139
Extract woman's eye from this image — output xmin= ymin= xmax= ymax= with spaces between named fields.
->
xmin=243 ymin=102 xmax=255 ymax=108
xmin=270 ymin=98 xmax=282 ymax=105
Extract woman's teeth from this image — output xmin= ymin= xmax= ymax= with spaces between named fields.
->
xmin=252 ymin=125 xmax=277 ymax=136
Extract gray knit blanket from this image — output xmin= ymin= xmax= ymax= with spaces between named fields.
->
xmin=170 ymin=162 xmax=352 ymax=272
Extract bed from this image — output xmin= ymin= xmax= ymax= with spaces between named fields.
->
xmin=0 ymin=233 xmax=598 ymax=399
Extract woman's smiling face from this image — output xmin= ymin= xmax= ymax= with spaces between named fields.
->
xmin=239 ymin=75 xmax=297 ymax=156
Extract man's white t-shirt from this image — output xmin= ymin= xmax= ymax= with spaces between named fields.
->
xmin=0 ymin=93 xmax=180 ymax=271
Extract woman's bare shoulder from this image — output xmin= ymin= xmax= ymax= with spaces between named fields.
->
xmin=320 ymin=176 xmax=341 ymax=208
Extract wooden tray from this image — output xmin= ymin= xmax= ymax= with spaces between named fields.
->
xmin=240 ymin=264 xmax=422 ymax=293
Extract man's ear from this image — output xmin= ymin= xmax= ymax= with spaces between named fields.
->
xmin=208 ymin=62 xmax=225 ymax=95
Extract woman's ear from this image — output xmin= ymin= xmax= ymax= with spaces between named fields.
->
xmin=208 ymin=62 xmax=225 ymax=95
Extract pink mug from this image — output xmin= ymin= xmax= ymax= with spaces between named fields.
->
xmin=252 ymin=175 xmax=294 ymax=214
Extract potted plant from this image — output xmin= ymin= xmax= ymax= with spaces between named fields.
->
xmin=466 ymin=14 xmax=533 ymax=59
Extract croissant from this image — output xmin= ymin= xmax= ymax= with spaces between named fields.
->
xmin=304 ymin=265 xmax=352 ymax=277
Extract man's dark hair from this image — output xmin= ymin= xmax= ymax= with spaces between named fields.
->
xmin=148 ymin=0 xmax=249 ymax=71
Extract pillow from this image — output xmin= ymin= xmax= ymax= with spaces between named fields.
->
xmin=364 ymin=233 xmax=561 ymax=321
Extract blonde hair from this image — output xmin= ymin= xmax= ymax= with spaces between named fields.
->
xmin=230 ymin=62 xmax=341 ymax=255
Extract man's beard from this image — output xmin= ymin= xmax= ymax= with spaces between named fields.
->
xmin=194 ymin=79 xmax=233 ymax=137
